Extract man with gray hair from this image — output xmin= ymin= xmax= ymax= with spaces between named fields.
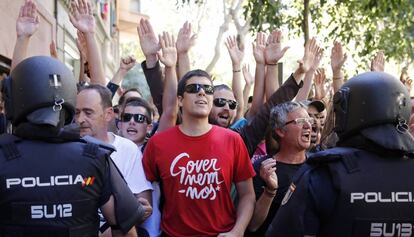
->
xmin=246 ymin=101 xmax=314 ymax=236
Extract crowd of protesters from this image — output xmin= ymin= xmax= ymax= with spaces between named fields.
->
xmin=2 ymin=0 xmax=414 ymax=237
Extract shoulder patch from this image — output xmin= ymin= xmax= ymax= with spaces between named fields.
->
xmin=80 ymin=135 xmax=116 ymax=153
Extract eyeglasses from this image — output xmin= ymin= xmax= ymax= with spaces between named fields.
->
xmin=184 ymin=84 xmax=214 ymax=95
xmin=121 ymin=113 xmax=149 ymax=123
xmin=213 ymin=98 xmax=238 ymax=110
xmin=284 ymin=117 xmax=315 ymax=127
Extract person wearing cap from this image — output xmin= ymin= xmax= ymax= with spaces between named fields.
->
xmin=303 ymin=100 xmax=326 ymax=152
xmin=266 ymin=72 xmax=414 ymax=237
xmin=0 ymin=56 xmax=143 ymax=237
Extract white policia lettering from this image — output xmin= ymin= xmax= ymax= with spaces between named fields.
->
xmin=31 ymin=203 xmax=73 ymax=219
xmin=350 ymin=192 xmax=414 ymax=203
xmin=370 ymin=222 xmax=413 ymax=237
xmin=6 ymin=175 xmax=85 ymax=188
xmin=170 ymin=153 xmax=224 ymax=200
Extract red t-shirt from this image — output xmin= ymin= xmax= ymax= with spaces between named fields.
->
xmin=143 ymin=125 xmax=255 ymax=237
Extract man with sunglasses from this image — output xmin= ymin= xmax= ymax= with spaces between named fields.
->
xmin=75 ymin=85 xmax=153 ymax=235
xmin=143 ymin=69 xmax=256 ymax=237
xmin=246 ymin=101 xmax=312 ymax=236
xmin=209 ymin=84 xmax=239 ymax=128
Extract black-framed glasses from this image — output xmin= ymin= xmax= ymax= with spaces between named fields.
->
xmin=284 ymin=117 xmax=315 ymax=127
xmin=184 ymin=84 xmax=214 ymax=95
xmin=213 ymin=98 xmax=238 ymax=110
xmin=121 ymin=113 xmax=149 ymax=124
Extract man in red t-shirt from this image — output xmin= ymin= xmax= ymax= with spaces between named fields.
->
xmin=143 ymin=69 xmax=255 ymax=237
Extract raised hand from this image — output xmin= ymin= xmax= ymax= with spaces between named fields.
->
xmin=314 ymin=68 xmax=327 ymax=100
xmin=76 ymin=30 xmax=88 ymax=63
xmin=242 ymin=64 xmax=254 ymax=86
xmin=259 ymin=158 xmax=278 ymax=190
xmin=176 ymin=21 xmax=197 ymax=54
xmin=225 ymin=35 xmax=244 ymax=66
xmin=158 ymin=32 xmax=177 ymax=68
xmin=120 ymin=56 xmax=136 ymax=72
xmin=69 ymin=0 xmax=95 ymax=34
xmin=49 ymin=40 xmax=58 ymax=59
xmin=298 ymin=37 xmax=322 ymax=73
xmin=137 ymin=19 xmax=160 ymax=57
xmin=370 ymin=51 xmax=385 ymax=72
xmin=330 ymin=41 xmax=347 ymax=76
xmin=253 ymin=32 xmax=267 ymax=65
xmin=264 ymin=29 xmax=289 ymax=65
xmin=16 ymin=0 xmax=39 ymax=38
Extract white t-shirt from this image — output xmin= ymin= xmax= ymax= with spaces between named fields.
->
xmin=109 ymin=133 xmax=152 ymax=194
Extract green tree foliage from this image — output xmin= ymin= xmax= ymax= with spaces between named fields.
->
xmin=244 ymin=0 xmax=414 ymax=69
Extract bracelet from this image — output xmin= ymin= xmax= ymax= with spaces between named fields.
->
xmin=266 ymin=62 xmax=278 ymax=66
xmin=333 ymin=77 xmax=343 ymax=81
xmin=263 ymin=186 xmax=277 ymax=198
xmin=233 ymin=69 xmax=241 ymax=73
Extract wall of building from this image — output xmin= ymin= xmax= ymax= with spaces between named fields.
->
xmin=0 ymin=0 xmax=120 ymax=82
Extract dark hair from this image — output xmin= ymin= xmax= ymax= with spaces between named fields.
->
xmin=118 ymin=88 xmax=142 ymax=106
xmin=122 ymin=97 xmax=153 ymax=123
xmin=213 ymin=84 xmax=232 ymax=92
xmin=177 ymin=69 xmax=212 ymax=96
xmin=79 ymin=84 xmax=112 ymax=109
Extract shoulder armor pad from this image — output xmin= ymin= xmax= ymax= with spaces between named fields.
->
xmin=80 ymin=135 xmax=116 ymax=153
xmin=307 ymin=147 xmax=361 ymax=173
xmin=307 ymin=147 xmax=359 ymax=164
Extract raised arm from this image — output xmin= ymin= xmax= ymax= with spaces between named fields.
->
xmin=242 ymin=64 xmax=254 ymax=113
xmin=246 ymin=32 xmax=267 ymax=120
xmin=157 ymin=32 xmax=178 ymax=132
xmin=76 ymin=30 xmax=90 ymax=86
xmin=176 ymin=21 xmax=197 ymax=80
xmin=330 ymin=41 xmax=347 ymax=93
xmin=108 ymin=56 xmax=136 ymax=97
xmin=225 ymin=35 xmax=244 ymax=121
xmin=11 ymin=0 xmax=39 ymax=71
xmin=313 ymin=68 xmax=327 ymax=101
xmin=69 ymin=0 xmax=105 ymax=86
xmin=295 ymin=38 xmax=324 ymax=101
xmin=370 ymin=51 xmax=385 ymax=72
xmin=264 ymin=29 xmax=289 ymax=100
xmin=137 ymin=19 xmax=164 ymax=114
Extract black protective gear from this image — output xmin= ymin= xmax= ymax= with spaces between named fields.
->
xmin=334 ymin=72 xmax=411 ymax=144
xmin=266 ymin=147 xmax=414 ymax=237
xmin=0 ymin=133 xmax=143 ymax=237
xmin=4 ymin=56 xmax=76 ymax=126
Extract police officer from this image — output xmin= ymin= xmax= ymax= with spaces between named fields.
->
xmin=0 ymin=56 xmax=144 ymax=237
xmin=265 ymin=71 xmax=414 ymax=237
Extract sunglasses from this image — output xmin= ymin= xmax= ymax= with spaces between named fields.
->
xmin=184 ymin=84 xmax=214 ymax=95
xmin=121 ymin=113 xmax=149 ymax=123
xmin=284 ymin=117 xmax=315 ymax=127
xmin=213 ymin=98 xmax=238 ymax=110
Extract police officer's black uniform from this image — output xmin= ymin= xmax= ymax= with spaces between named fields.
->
xmin=0 ymin=56 xmax=144 ymax=237
xmin=266 ymin=72 xmax=414 ymax=237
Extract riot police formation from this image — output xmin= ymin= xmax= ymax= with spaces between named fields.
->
xmin=265 ymin=72 xmax=414 ymax=237
xmin=0 ymin=56 xmax=144 ymax=237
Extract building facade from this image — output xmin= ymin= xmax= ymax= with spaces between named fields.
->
xmin=0 ymin=0 xmax=121 ymax=82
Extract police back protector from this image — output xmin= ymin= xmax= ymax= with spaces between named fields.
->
xmin=0 ymin=134 xmax=112 ymax=237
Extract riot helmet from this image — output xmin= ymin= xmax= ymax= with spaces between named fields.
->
xmin=334 ymin=71 xmax=413 ymax=151
xmin=4 ymin=56 xmax=76 ymax=127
